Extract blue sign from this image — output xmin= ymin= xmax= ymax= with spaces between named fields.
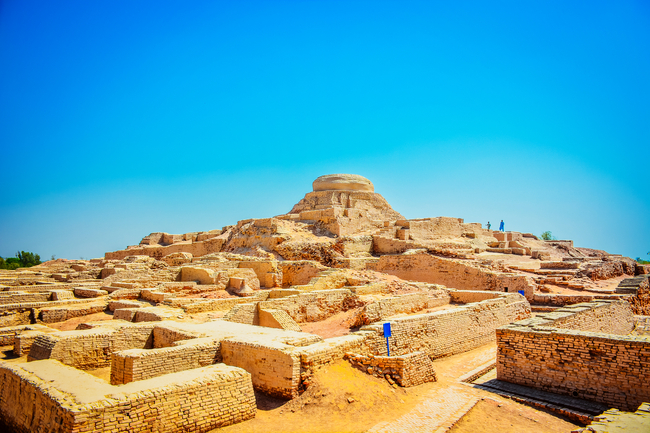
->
xmin=518 ymin=290 xmax=525 ymax=296
xmin=383 ymin=322 xmax=392 ymax=337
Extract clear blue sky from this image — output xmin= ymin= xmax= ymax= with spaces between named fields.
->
xmin=1 ymin=1 xmax=648 ymax=261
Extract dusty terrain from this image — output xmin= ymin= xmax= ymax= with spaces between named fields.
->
xmin=217 ymin=344 xmax=580 ymax=433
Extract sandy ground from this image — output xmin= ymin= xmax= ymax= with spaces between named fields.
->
xmin=215 ymin=343 xmax=581 ymax=433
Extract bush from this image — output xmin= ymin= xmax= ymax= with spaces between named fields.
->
xmin=540 ymin=231 xmax=556 ymax=241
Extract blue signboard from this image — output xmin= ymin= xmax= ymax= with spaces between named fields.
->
xmin=383 ymin=322 xmax=392 ymax=356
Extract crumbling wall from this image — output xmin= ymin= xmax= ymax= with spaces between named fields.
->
xmin=259 ymin=289 xmax=362 ymax=323
xmin=362 ymin=294 xmax=531 ymax=359
xmin=279 ymin=260 xmax=329 ymax=287
xmin=368 ymin=253 xmax=535 ymax=297
xmin=354 ymin=292 xmax=450 ymax=326
xmin=0 ymin=360 xmax=255 ymax=433
xmin=345 ymin=351 xmax=437 ymax=387
xmin=497 ymin=300 xmax=650 ymax=412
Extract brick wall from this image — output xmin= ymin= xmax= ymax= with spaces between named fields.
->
xmin=355 ymin=292 xmax=450 ymax=326
xmin=0 ymin=360 xmax=255 ymax=433
xmin=259 ymin=289 xmax=361 ymax=323
xmin=221 ymin=338 xmax=301 ymax=399
xmin=362 ymin=294 xmax=530 ymax=359
xmin=368 ymin=253 xmax=535 ymax=298
xmin=345 ymin=351 xmax=437 ymax=387
xmin=497 ymin=300 xmax=649 ymax=411
xmin=111 ymin=338 xmax=220 ymax=384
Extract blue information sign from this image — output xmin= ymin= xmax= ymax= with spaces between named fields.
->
xmin=383 ymin=323 xmax=392 ymax=356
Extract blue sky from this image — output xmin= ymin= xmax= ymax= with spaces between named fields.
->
xmin=1 ymin=0 xmax=648 ymax=261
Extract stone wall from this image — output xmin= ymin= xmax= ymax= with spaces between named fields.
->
xmin=345 ymin=351 xmax=437 ymax=387
xmin=362 ymin=294 xmax=531 ymax=359
xmin=497 ymin=300 xmax=650 ymax=411
xmin=0 ymin=360 xmax=255 ymax=433
xmin=368 ymin=253 xmax=535 ymax=298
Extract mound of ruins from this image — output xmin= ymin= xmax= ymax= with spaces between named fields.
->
xmin=0 ymin=174 xmax=648 ymax=433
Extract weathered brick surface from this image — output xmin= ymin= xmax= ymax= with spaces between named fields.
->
xmin=346 ymin=351 xmax=436 ymax=387
xmin=362 ymin=294 xmax=530 ymax=359
xmin=355 ymin=292 xmax=450 ymax=326
xmin=111 ymin=338 xmax=220 ymax=384
xmin=368 ymin=253 xmax=536 ymax=297
xmin=0 ymin=360 xmax=256 ymax=433
xmin=259 ymin=289 xmax=362 ymax=323
xmin=221 ymin=338 xmax=301 ymax=399
xmin=497 ymin=300 xmax=650 ymax=411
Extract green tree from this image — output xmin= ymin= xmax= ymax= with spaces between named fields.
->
xmin=540 ymin=231 xmax=556 ymax=241
xmin=0 ymin=251 xmax=42 ymax=270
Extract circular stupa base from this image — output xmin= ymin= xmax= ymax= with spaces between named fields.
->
xmin=312 ymin=174 xmax=374 ymax=192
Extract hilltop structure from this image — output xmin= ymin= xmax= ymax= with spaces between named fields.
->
xmin=0 ymin=174 xmax=648 ymax=432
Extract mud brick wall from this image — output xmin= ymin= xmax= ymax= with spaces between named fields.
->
xmin=345 ymin=351 xmax=436 ymax=387
xmin=109 ymin=300 xmax=143 ymax=312
xmin=260 ymin=289 xmax=360 ymax=323
xmin=28 ymin=329 xmax=116 ymax=368
xmin=221 ymin=338 xmax=301 ymax=399
xmin=0 ymin=292 xmax=50 ymax=305
xmin=551 ymin=300 xmax=634 ymax=335
xmin=369 ymin=253 xmax=535 ymax=298
xmin=449 ymin=290 xmax=502 ymax=304
xmin=111 ymin=338 xmax=220 ymax=384
xmin=153 ymin=325 xmax=203 ymax=348
xmin=532 ymin=293 xmax=629 ymax=307
xmin=29 ymin=324 xmax=154 ymax=368
xmin=224 ymin=303 xmax=257 ymax=324
xmin=279 ymin=260 xmax=328 ymax=286
xmin=37 ymin=303 xmax=107 ymax=323
xmin=259 ymin=308 xmax=302 ymax=332
xmin=0 ymin=324 xmax=43 ymax=345
xmin=356 ymin=292 xmax=450 ymax=326
xmin=497 ymin=300 xmax=650 ymax=411
xmin=0 ymin=361 xmax=255 ymax=433
xmin=73 ymin=288 xmax=108 ymax=298
xmin=298 ymin=333 xmax=371 ymax=371
xmin=14 ymin=329 xmax=57 ymax=356
xmin=179 ymin=293 xmax=269 ymax=313
xmin=108 ymin=288 xmax=142 ymax=300
xmin=362 ymin=295 xmax=531 ymax=359
xmin=113 ymin=308 xmax=138 ymax=321
xmin=0 ymin=310 xmax=31 ymax=327
xmin=497 ymin=327 xmax=650 ymax=411
xmin=633 ymin=316 xmax=650 ymax=335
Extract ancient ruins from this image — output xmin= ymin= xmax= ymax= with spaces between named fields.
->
xmin=0 ymin=173 xmax=648 ymax=432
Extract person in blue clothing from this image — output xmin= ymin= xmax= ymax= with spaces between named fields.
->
xmin=499 ymin=220 xmax=505 ymax=232
xmin=486 ymin=221 xmax=491 ymax=230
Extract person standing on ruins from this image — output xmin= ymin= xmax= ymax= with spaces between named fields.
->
xmin=487 ymin=222 xmax=491 ymax=230
xmin=499 ymin=220 xmax=504 ymax=232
